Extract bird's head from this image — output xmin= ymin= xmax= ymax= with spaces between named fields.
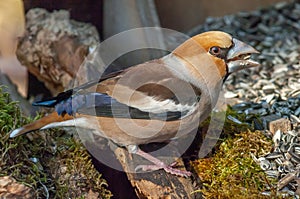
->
xmin=173 ymin=31 xmax=259 ymax=80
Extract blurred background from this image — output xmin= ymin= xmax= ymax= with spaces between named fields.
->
xmin=0 ymin=0 xmax=287 ymax=102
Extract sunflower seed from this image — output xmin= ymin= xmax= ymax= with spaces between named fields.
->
xmin=191 ymin=1 xmax=300 ymax=196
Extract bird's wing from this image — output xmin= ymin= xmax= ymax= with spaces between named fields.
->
xmin=33 ymin=60 xmax=201 ymax=121
xmin=32 ymin=70 xmax=125 ymax=107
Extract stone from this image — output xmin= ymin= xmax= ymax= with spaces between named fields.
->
xmin=269 ymin=118 xmax=291 ymax=135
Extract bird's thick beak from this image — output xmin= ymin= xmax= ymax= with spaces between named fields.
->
xmin=226 ymin=38 xmax=260 ymax=74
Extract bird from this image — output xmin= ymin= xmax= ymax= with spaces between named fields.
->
xmin=10 ymin=31 xmax=259 ymax=177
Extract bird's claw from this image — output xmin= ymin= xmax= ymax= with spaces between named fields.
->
xmin=164 ymin=166 xmax=192 ymax=177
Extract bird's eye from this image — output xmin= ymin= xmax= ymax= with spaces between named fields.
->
xmin=210 ymin=46 xmax=221 ymax=56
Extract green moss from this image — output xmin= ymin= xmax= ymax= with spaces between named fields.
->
xmin=49 ymin=136 xmax=112 ymax=198
xmin=190 ymin=106 xmax=284 ymax=198
xmin=191 ymin=130 xmax=274 ymax=198
xmin=0 ymin=86 xmax=112 ymax=198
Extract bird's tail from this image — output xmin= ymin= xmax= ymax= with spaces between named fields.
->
xmin=10 ymin=112 xmax=74 ymax=138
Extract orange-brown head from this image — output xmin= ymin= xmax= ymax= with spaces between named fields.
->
xmin=173 ymin=31 xmax=259 ymax=80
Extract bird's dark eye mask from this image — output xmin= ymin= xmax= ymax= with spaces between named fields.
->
xmin=209 ymin=46 xmax=229 ymax=60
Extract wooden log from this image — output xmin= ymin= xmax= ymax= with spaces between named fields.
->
xmin=16 ymin=8 xmax=100 ymax=96
xmin=0 ymin=176 xmax=33 ymax=199
xmin=80 ymin=129 xmax=201 ymax=199
xmin=113 ymin=145 xmax=199 ymax=199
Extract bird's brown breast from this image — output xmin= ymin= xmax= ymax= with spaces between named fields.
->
xmin=77 ymin=102 xmax=210 ymax=146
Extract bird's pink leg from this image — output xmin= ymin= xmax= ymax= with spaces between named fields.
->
xmin=128 ymin=145 xmax=191 ymax=177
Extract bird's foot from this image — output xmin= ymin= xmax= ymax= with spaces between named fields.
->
xmin=135 ymin=161 xmax=192 ymax=177
xmin=127 ymin=145 xmax=191 ymax=177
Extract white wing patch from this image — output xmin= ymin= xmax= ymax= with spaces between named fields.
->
xmin=129 ymin=95 xmax=198 ymax=116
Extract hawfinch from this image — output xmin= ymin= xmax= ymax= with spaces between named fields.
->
xmin=10 ymin=31 xmax=259 ymax=177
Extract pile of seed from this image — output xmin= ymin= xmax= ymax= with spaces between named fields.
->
xmin=189 ymin=1 xmax=300 ymax=103
xmin=190 ymin=1 xmax=300 ymax=197
xmin=251 ymin=129 xmax=300 ymax=197
xmin=231 ymin=98 xmax=300 ymax=197
xmin=231 ymin=97 xmax=300 ymax=129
